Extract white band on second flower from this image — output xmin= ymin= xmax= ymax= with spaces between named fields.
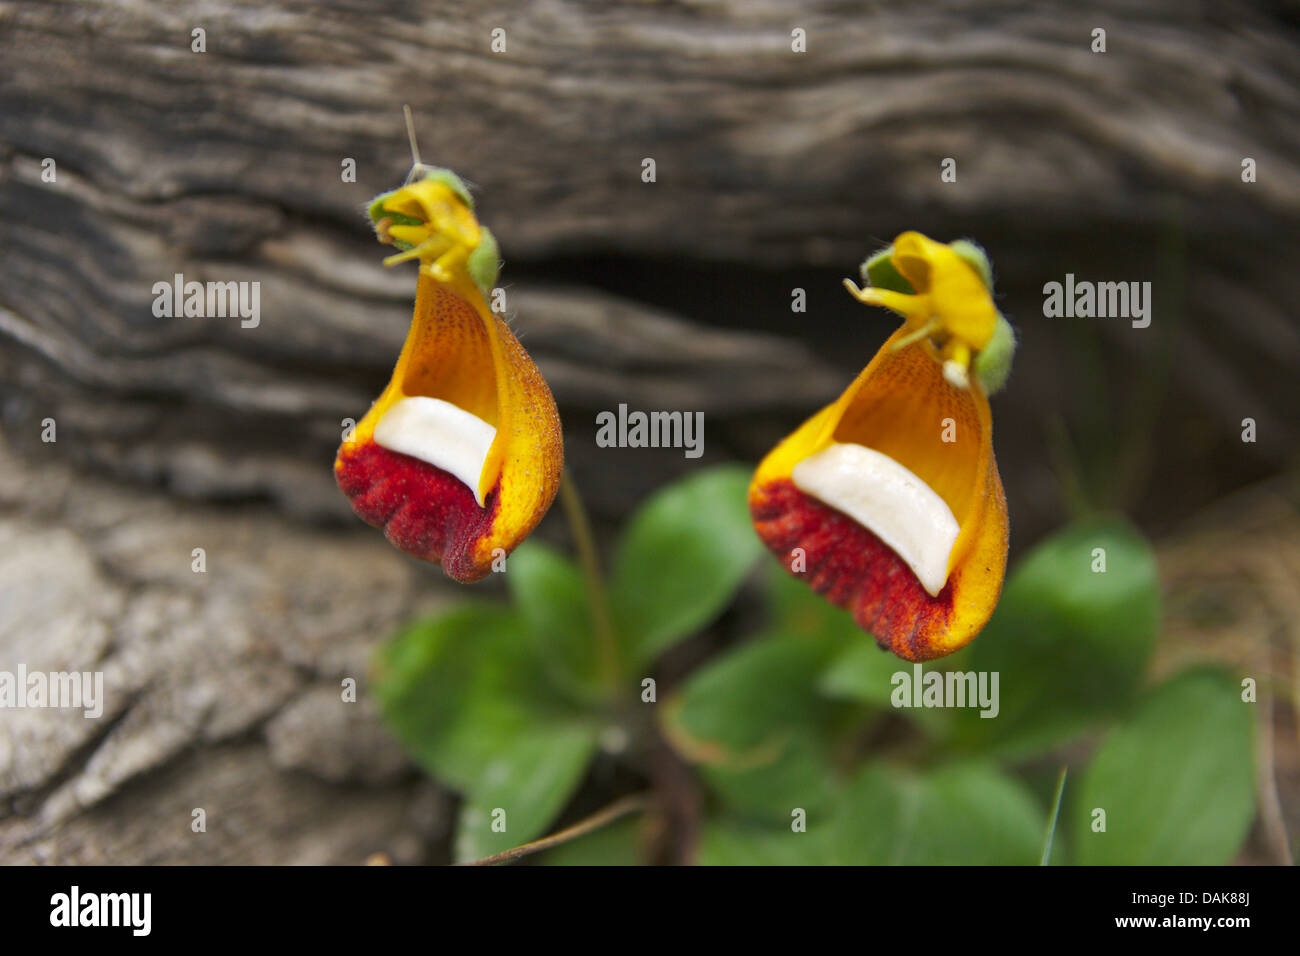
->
xmin=373 ymin=396 xmax=497 ymax=508
xmin=791 ymin=442 xmax=960 ymax=597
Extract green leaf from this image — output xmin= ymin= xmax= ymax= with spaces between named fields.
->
xmin=702 ymin=729 xmax=839 ymax=822
xmin=702 ymin=761 xmax=1044 ymax=864
xmin=507 ymin=541 xmax=602 ymax=702
xmin=1072 ymin=668 xmax=1255 ymax=865
xmin=833 ymin=762 xmax=1044 ymax=865
xmin=664 ymin=633 xmax=840 ymax=820
xmin=819 ymin=637 xmax=904 ymax=708
xmin=944 ymin=516 xmax=1160 ymax=757
xmin=610 ymin=465 xmax=763 ymax=667
xmin=698 ymin=818 xmax=836 ymax=865
xmin=373 ymin=602 xmax=599 ymax=856
xmin=667 ymin=636 xmax=835 ymax=755
xmin=540 ymin=818 xmax=645 ymax=866
xmin=372 ymin=604 xmax=529 ymax=783
xmin=454 ymin=723 xmax=599 ymax=862
xmin=371 ymin=606 xmax=595 ymax=790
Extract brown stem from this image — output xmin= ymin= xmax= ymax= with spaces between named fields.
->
xmin=458 ymin=794 xmax=650 ymax=867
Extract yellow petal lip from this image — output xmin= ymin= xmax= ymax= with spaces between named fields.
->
xmin=750 ymin=234 xmax=1009 ymax=660
xmin=335 ymin=177 xmax=562 ymax=582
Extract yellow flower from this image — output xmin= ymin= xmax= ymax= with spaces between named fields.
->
xmin=750 ymin=232 xmax=1013 ymax=661
xmin=335 ymin=169 xmax=563 ymax=583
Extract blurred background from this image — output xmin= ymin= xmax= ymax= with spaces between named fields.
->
xmin=0 ymin=0 xmax=1296 ymax=864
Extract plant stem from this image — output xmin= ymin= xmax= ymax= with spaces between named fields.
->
xmin=1255 ymin=664 xmax=1293 ymax=865
xmin=559 ymin=467 xmax=621 ymax=693
xmin=458 ymin=794 xmax=650 ymax=866
xmin=1040 ymin=765 xmax=1068 ymax=866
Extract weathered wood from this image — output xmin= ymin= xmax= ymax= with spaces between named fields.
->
xmin=2 ymin=0 xmax=1297 ymax=500
xmin=1 ymin=0 xmax=1298 ymax=862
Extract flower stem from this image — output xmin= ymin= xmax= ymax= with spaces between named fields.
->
xmin=458 ymin=793 xmax=650 ymax=866
xmin=559 ymin=467 xmax=621 ymax=694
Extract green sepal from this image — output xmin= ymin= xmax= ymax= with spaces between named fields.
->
xmin=860 ymin=245 xmax=915 ymax=297
xmin=949 ymin=238 xmax=994 ymax=292
xmin=974 ymin=311 xmax=1016 ymax=395
xmin=950 ymin=238 xmax=1012 ymax=393
xmin=467 ymin=226 xmax=501 ymax=298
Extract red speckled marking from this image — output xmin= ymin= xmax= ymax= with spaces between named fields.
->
xmin=336 ymin=439 xmax=500 ymax=582
xmin=751 ymin=478 xmax=956 ymax=660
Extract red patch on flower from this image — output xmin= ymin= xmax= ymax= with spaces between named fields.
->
xmin=750 ymin=478 xmax=957 ymax=661
xmin=337 ymin=439 xmax=500 ymax=583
